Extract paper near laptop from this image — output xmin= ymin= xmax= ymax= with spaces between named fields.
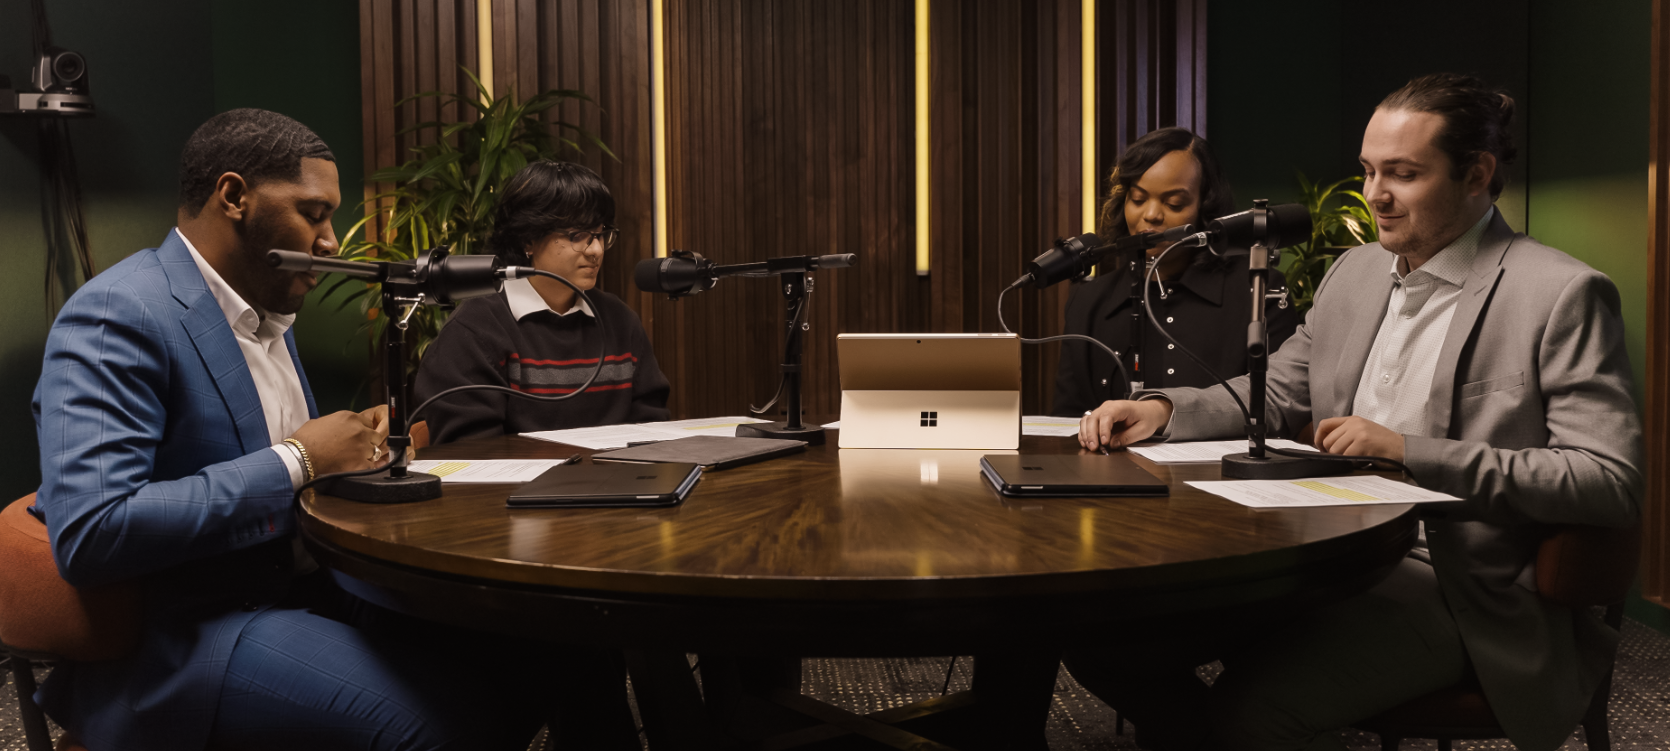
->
xmin=836 ymin=333 xmax=1020 ymax=450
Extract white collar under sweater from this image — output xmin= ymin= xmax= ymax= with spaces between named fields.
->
xmin=503 ymin=277 xmax=595 ymax=321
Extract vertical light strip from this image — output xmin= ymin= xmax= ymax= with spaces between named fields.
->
xmin=477 ymin=0 xmax=495 ymax=103
xmin=652 ymin=0 xmax=669 ymax=258
xmin=915 ymin=0 xmax=931 ymax=275
xmin=1081 ymin=0 xmax=1096 ymax=234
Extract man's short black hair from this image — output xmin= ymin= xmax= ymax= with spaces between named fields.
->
xmin=178 ymin=108 xmax=335 ymax=217
xmin=1378 ymin=73 xmax=1517 ymax=199
xmin=487 ymin=161 xmax=616 ymax=265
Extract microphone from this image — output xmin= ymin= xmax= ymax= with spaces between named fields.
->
xmin=267 ymin=246 xmax=503 ymax=306
xmin=1019 ymin=224 xmax=1199 ymax=289
xmin=1205 ymin=202 xmax=1312 ymax=256
xmin=634 ymin=250 xmax=859 ymax=298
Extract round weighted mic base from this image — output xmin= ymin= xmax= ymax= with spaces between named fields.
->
xmin=736 ymin=421 xmax=827 ymax=446
xmin=1221 ymin=451 xmax=1350 ymax=480
xmin=319 ymin=471 xmax=443 ymax=504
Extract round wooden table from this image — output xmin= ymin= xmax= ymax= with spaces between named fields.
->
xmin=300 ymin=432 xmax=1417 ymax=656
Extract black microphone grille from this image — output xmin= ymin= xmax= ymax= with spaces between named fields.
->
xmin=1269 ymin=203 xmax=1313 ymax=249
xmin=633 ymin=257 xmax=668 ymax=293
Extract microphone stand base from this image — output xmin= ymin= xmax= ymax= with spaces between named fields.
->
xmin=319 ymin=471 xmax=443 ymax=504
xmin=736 ymin=421 xmax=827 ymax=446
xmin=1221 ymin=452 xmax=1350 ymax=480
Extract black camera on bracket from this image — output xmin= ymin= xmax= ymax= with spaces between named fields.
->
xmin=0 ymin=47 xmax=95 ymax=116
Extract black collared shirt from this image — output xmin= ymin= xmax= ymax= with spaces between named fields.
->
xmin=1051 ymin=254 xmax=1300 ymax=417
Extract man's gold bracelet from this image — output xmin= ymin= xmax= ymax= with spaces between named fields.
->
xmin=283 ymin=438 xmax=315 ymax=483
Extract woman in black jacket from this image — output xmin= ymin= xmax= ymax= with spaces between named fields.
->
xmin=1051 ymin=127 xmax=1299 ymax=416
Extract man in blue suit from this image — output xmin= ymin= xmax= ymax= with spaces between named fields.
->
xmin=32 ymin=109 xmax=588 ymax=750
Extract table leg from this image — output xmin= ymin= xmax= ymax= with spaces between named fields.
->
xmin=626 ymin=649 xmax=734 ymax=751
xmin=964 ymin=650 xmax=1059 ymax=750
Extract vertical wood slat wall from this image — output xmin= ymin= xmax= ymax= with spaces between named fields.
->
xmin=358 ymin=0 xmax=1207 ymax=419
xmin=1643 ymin=0 xmax=1669 ymax=608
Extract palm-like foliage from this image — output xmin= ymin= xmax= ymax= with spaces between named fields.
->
xmin=330 ymin=67 xmax=613 ymax=365
xmin=1282 ymin=172 xmax=1378 ymax=313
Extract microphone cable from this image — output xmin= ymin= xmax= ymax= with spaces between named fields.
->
xmin=292 ymin=268 xmax=611 ymax=506
xmin=1137 ymin=234 xmax=1414 ymax=479
xmin=748 ymin=271 xmax=816 ymax=416
xmin=996 ymin=279 xmax=1133 ymax=396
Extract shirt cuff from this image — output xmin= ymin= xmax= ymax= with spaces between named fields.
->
xmin=271 ymin=444 xmax=305 ymax=489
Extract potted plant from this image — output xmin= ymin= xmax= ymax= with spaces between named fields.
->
xmin=331 ymin=67 xmax=614 ymax=373
xmin=1281 ymin=172 xmax=1378 ymax=313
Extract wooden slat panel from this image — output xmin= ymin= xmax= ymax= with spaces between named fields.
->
xmin=360 ymin=0 xmax=1207 ymax=419
xmin=1644 ymin=0 xmax=1670 ymax=606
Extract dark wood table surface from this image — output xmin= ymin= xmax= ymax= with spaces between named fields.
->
xmin=300 ymin=430 xmax=1418 ymax=656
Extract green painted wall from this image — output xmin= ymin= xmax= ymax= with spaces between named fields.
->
xmin=0 ymin=0 xmax=368 ymax=503
xmin=1209 ymin=0 xmax=1665 ymax=631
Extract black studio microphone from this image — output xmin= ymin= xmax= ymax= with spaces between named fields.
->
xmin=1205 ymin=202 xmax=1312 ymax=256
xmin=1018 ymin=224 xmax=1200 ymax=289
xmin=635 ymin=250 xmax=858 ymax=299
xmin=267 ymin=247 xmax=504 ymax=306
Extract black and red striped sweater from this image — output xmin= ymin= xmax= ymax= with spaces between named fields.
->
xmin=414 ymin=287 xmax=670 ymax=445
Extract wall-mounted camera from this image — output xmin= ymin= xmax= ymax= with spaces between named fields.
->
xmin=0 ymin=47 xmax=95 ymax=116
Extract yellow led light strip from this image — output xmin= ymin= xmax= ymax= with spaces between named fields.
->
xmin=652 ymin=0 xmax=669 ymax=258
xmin=915 ymin=0 xmax=930 ymax=275
xmin=477 ymin=0 xmax=494 ymax=103
xmin=1081 ymin=0 xmax=1096 ymax=235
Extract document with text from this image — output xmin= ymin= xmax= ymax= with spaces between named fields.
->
xmin=1129 ymin=439 xmax=1317 ymax=464
xmin=1021 ymin=415 xmax=1082 ymax=437
xmin=1186 ymin=475 xmax=1461 ymax=508
xmin=406 ymin=459 xmax=569 ymax=483
xmin=522 ymin=416 xmax=770 ymax=450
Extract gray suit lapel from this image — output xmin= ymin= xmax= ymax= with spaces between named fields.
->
xmin=1333 ymin=246 xmax=1395 ymax=417
xmin=1425 ymin=212 xmax=1514 ymax=436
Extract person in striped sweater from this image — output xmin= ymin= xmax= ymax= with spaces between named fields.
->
xmin=415 ymin=161 xmax=670 ymax=445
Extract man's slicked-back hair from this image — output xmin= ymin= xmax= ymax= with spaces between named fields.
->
xmin=178 ymin=108 xmax=335 ymax=217
xmin=487 ymin=161 xmax=616 ymax=266
xmin=1378 ymin=73 xmax=1517 ymax=199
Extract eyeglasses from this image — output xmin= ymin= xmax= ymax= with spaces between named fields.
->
xmin=564 ymin=225 xmax=619 ymax=250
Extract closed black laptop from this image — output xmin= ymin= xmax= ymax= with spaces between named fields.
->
xmin=507 ymin=462 xmax=702 ymax=508
xmin=980 ymin=453 xmax=1168 ymax=498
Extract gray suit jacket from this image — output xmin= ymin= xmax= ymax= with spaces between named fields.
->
xmin=1155 ymin=211 xmax=1642 ymax=751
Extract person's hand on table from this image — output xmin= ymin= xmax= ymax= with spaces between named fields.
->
xmin=1079 ymin=398 xmax=1172 ymax=451
xmin=1313 ymin=416 xmax=1405 ymax=463
xmin=289 ymin=409 xmax=389 ymax=476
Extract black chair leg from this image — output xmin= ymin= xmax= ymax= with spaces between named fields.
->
xmin=8 ymin=654 xmax=54 ymax=751
xmin=1379 ymin=734 xmax=1398 ymax=751
xmin=1437 ymin=739 xmax=1452 ymax=751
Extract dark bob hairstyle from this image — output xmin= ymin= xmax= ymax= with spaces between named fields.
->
xmin=486 ymin=161 xmax=616 ymax=266
xmin=1096 ymin=127 xmax=1233 ymax=242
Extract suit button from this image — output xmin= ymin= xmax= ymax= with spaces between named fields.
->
xmin=1101 ymin=379 xmax=1108 ymax=386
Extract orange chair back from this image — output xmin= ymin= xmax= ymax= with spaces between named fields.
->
xmin=0 ymin=494 xmax=141 ymax=662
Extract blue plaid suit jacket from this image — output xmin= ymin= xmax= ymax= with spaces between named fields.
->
xmin=32 ymin=231 xmax=320 ymax=751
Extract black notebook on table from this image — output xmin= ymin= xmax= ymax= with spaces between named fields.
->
xmin=506 ymin=462 xmax=702 ymax=508
xmin=590 ymin=434 xmax=807 ymax=470
xmin=979 ymin=453 xmax=1169 ymax=498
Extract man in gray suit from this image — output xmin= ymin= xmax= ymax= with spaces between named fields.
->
xmin=1069 ymin=73 xmax=1643 ymax=751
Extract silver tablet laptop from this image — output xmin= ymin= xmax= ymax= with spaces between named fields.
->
xmin=836 ymin=333 xmax=1020 ymax=450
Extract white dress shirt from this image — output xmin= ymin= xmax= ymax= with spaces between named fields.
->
xmin=178 ymin=229 xmax=310 ymax=487
xmin=1352 ymin=208 xmax=1494 ymax=437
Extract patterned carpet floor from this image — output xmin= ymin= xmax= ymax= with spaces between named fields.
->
xmin=5 ymin=618 xmax=1667 ymax=750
